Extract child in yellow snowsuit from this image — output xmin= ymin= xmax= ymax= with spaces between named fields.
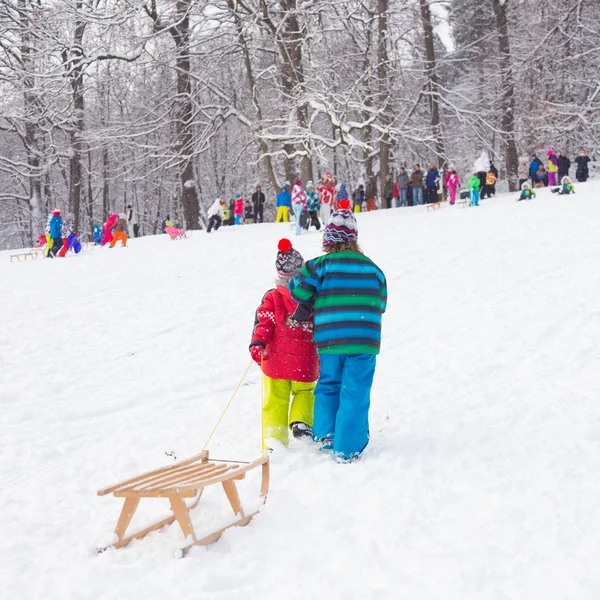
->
xmin=249 ymin=239 xmax=319 ymax=448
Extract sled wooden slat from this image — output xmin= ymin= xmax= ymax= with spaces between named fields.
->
xmin=119 ymin=460 xmax=220 ymax=493
xmin=131 ymin=464 xmax=236 ymax=496
xmin=97 ymin=451 xmax=209 ymax=496
xmin=97 ymin=450 xmax=270 ymax=556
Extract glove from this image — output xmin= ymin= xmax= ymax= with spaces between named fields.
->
xmin=250 ymin=344 xmax=266 ymax=365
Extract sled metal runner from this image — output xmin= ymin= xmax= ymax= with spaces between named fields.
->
xmin=97 ymin=450 xmax=270 ymax=557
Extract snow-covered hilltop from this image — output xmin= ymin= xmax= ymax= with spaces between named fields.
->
xmin=2 ymin=184 xmax=599 ymax=599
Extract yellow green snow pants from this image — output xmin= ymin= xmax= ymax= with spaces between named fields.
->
xmin=275 ymin=206 xmax=289 ymax=222
xmin=262 ymin=375 xmax=315 ymax=447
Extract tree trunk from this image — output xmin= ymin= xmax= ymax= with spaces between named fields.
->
xmin=377 ymin=0 xmax=391 ymax=202
xmin=170 ymin=0 xmax=201 ymax=229
xmin=229 ymin=0 xmax=280 ymax=192
xmin=419 ymin=0 xmax=446 ymax=169
xmin=492 ymin=0 xmax=519 ymax=191
xmin=18 ymin=0 xmax=44 ymax=243
xmin=279 ymin=0 xmax=312 ymax=183
xmin=65 ymin=2 xmax=86 ymax=234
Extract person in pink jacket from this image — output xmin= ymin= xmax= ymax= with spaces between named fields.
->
xmin=445 ymin=169 xmax=461 ymax=205
xmin=234 ymin=194 xmax=244 ymax=225
xmin=102 ymin=213 xmax=118 ymax=246
xmin=291 ymin=178 xmax=307 ymax=236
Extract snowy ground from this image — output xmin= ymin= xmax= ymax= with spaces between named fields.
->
xmin=2 ymin=183 xmax=600 ymax=599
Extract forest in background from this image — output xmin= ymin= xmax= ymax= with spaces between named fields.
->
xmin=1 ymin=0 xmax=599 ymax=248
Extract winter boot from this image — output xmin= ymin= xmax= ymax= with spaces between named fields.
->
xmin=319 ymin=438 xmax=334 ymax=452
xmin=291 ymin=422 xmax=313 ymax=440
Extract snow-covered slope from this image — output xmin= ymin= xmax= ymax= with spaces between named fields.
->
xmin=2 ymin=183 xmax=600 ymax=599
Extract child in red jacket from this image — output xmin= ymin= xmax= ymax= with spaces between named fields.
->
xmin=250 ymin=239 xmax=319 ymax=449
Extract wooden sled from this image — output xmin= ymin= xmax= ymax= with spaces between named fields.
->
xmin=10 ymin=248 xmax=45 ymax=263
xmin=426 ymin=201 xmax=442 ymax=211
xmin=97 ymin=450 xmax=269 ymax=557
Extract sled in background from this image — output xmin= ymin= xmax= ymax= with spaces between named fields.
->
xmin=97 ymin=450 xmax=270 ymax=558
xmin=426 ymin=200 xmax=442 ymax=211
xmin=9 ymin=248 xmax=45 ymax=263
xmin=165 ymin=226 xmax=192 ymax=241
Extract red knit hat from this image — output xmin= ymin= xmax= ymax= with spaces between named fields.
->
xmin=275 ymin=238 xmax=304 ymax=277
xmin=52 ymin=208 xmax=61 ymax=216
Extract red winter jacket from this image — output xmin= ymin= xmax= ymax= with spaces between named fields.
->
xmin=250 ymin=285 xmax=319 ymax=383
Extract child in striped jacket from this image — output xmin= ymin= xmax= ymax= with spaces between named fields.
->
xmin=289 ymin=200 xmax=387 ymax=463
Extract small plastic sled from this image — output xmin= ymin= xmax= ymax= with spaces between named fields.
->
xmin=165 ymin=226 xmax=192 ymax=241
xmin=97 ymin=450 xmax=269 ymax=558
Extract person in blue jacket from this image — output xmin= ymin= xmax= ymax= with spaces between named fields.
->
xmin=276 ymin=184 xmax=291 ymax=222
xmin=93 ymin=224 xmax=103 ymax=245
xmin=48 ymin=208 xmax=63 ymax=258
xmin=424 ymin=163 xmax=440 ymax=204
xmin=529 ymin=153 xmax=542 ymax=186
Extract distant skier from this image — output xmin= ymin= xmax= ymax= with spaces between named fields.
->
xmin=289 ymin=200 xmax=387 ymax=463
xmin=249 ymin=238 xmax=318 ymax=449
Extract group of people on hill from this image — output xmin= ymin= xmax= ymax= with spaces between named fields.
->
xmin=249 ymin=199 xmax=387 ymax=463
xmin=522 ymin=149 xmax=590 ymax=189
xmin=39 ymin=204 xmax=141 ymax=258
xmin=39 ymin=208 xmax=80 ymax=258
xmin=515 ymin=148 xmax=588 ymax=202
xmin=92 ymin=210 xmax=134 ymax=247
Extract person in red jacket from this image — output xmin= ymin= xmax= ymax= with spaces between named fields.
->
xmin=250 ymin=238 xmax=319 ymax=449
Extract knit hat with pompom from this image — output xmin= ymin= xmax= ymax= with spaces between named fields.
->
xmin=275 ymin=238 xmax=304 ymax=278
xmin=323 ymin=200 xmax=358 ymax=246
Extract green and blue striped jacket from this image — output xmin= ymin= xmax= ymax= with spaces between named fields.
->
xmin=289 ymin=250 xmax=387 ymax=355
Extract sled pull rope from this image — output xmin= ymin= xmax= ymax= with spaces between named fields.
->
xmin=201 ymin=360 xmax=254 ymax=452
xmin=261 ymin=355 xmax=265 ymax=458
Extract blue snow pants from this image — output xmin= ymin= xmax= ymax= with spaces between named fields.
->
xmin=469 ymin=190 xmax=480 ymax=206
xmin=313 ymin=354 xmax=377 ymax=459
